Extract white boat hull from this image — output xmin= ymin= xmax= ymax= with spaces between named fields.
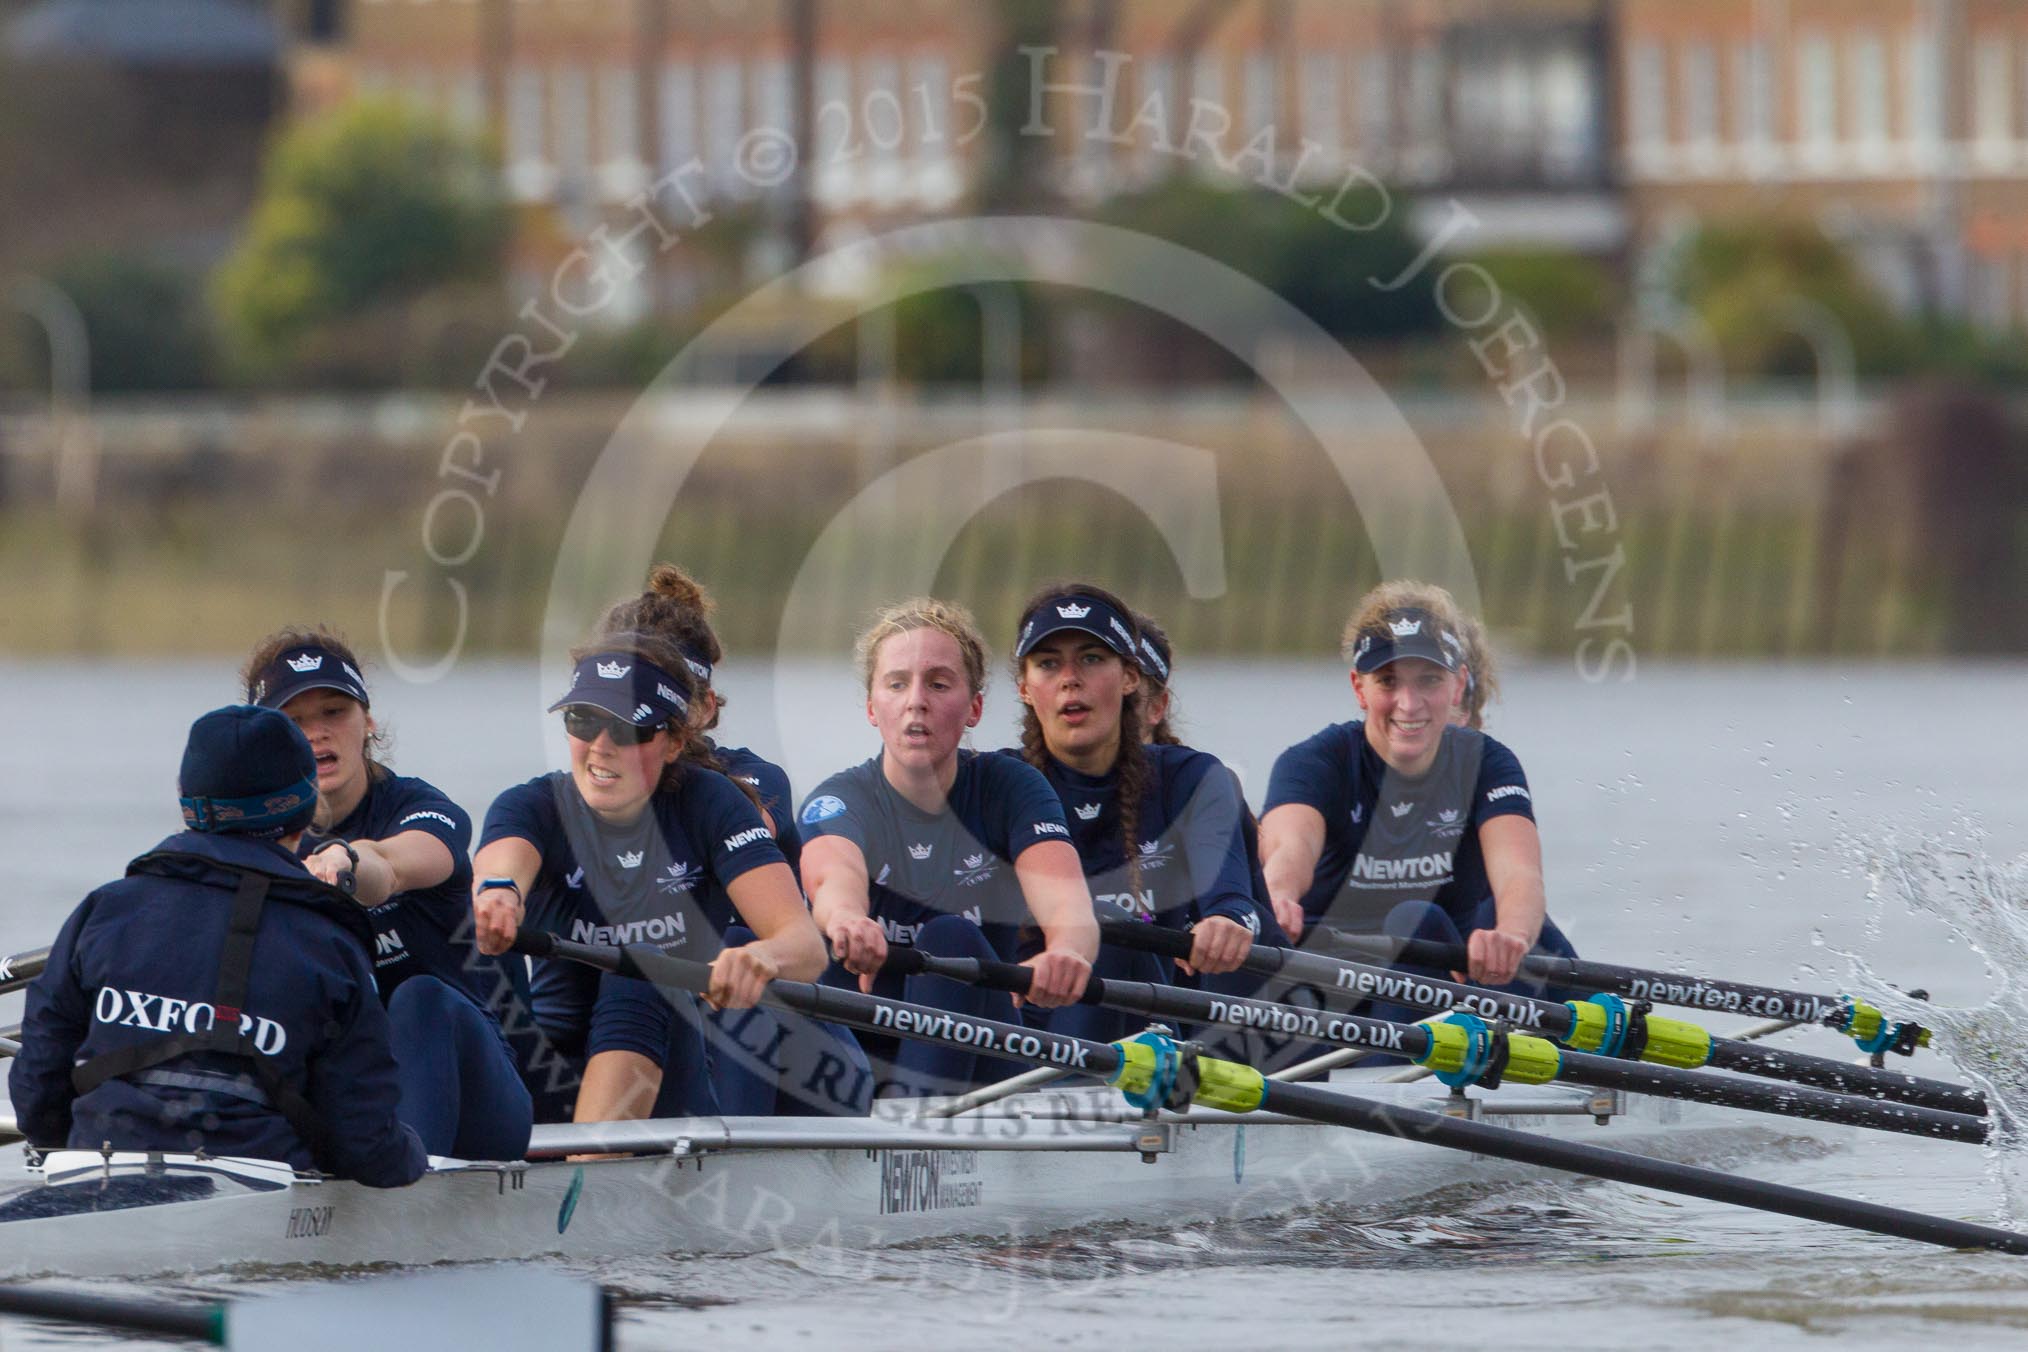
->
xmin=0 ymin=1078 xmax=1827 ymax=1281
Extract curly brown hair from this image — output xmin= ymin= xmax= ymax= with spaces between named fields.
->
xmin=1012 ymin=582 xmax=1149 ymax=900
xmin=239 ymin=625 xmax=392 ymax=767
xmin=593 ymin=563 xmax=728 ymax=729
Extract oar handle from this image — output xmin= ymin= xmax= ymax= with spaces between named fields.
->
xmin=1100 ymin=920 xmax=1194 ymax=962
xmin=881 ymin=947 xmax=1115 ymax=1005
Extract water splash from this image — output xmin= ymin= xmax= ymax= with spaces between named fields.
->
xmin=1832 ymin=828 xmax=2028 ymax=1220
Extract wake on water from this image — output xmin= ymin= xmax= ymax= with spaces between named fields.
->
xmin=1819 ymin=823 xmax=2028 ymax=1219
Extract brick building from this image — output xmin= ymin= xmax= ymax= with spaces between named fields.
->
xmin=290 ymin=0 xmax=2028 ymax=328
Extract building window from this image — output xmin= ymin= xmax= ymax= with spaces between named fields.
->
xmin=755 ymin=58 xmax=791 ymax=134
xmin=1406 ymin=46 xmax=1444 ymax=154
xmin=705 ymin=57 xmax=744 ymax=189
xmin=599 ymin=65 xmax=637 ymax=167
xmin=1541 ymin=46 xmax=1596 ymax=178
xmin=1190 ymin=50 xmax=1224 ymax=112
xmin=1735 ymin=39 xmax=1772 ymax=145
xmin=1682 ymin=41 xmax=1718 ymax=146
xmin=1902 ymin=26 xmax=1939 ymax=143
xmin=1848 ymin=33 xmax=1887 ymax=146
xmin=1243 ymin=52 xmax=1276 ymax=137
xmin=1796 ymin=32 xmax=1836 ymax=148
xmin=553 ymin=66 xmax=591 ymax=185
xmin=1137 ymin=54 xmax=1175 ymax=164
xmin=1974 ymin=39 xmax=2011 ymax=146
xmin=1300 ymin=52 xmax=1340 ymax=152
xmin=1356 ymin=51 xmax=1391 ymax=160
xmin=509 ymin=65 xmax=544 ymax=166
xmin=1627 ymin=41 xmax=1665 ymax=148
xmin=660 ymin=61 xmax=696 ymax=176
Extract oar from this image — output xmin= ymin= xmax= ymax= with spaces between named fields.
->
xmin=0 ymin=1268 xmax=612 ymax=1347
xmin=1101 ymin=922 xmax=1986 ymax=1118
xmin=876 ymin=948 xmax=1988 ymax=1145
xmin=1312 ymin=926 xmax=1932 ymax=1056
xmin=0 ymin=946 xmax=50 ymax=997
xmin=513 ymin=928 xmax=2028 ymax=1255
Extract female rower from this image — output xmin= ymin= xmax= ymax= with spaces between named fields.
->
xmin=470 ymin=632 xmax=827 ymax=1123
xmin=244 ymin=628 xmax=531 ymax=1162
xmin=1258 ymin=582 xmax=1575 ymax=1016
xmin=1130 ymin=611 xmax=1285 ymax=948
xmin=592 ymin=564 xmax=869 ymax=1117
xmin=799 ymin=597 xmax=1098 ymax=1099
xmin=1001 ymin=586 xmax=1258 ymax=1043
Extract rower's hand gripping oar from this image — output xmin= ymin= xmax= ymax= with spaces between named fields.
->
xmin=512 ymin=927 xmax=2028 ymax=1256
xmin=879 ymin=947 xmax=1989 ymax=1145
xmin=1100 ymin=921 xmax=1986 ymax=1118
xmin=1312 ymin=925 xmax=1933 ymax=1058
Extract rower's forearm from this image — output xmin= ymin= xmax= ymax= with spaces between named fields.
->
xmin=807 ymin=881 xmax=870 ymax=934
xmin=1494 ymin=879 xmax=1547 ymax=948
xmin=754 ymin=928 xmax=827 ymax=983
xmin=1040 ymin=906 xmax=1100 ymax=962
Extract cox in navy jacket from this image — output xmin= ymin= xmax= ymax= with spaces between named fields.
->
xmin=7 ymin=831 xmax=427 ymax=1187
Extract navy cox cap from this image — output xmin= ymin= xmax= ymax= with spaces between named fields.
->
xmin=250 ymin=644 xmax=371 ymax=711
xmin=547 ymin=652 xmax=690 ymax=726
xmin=1349 ymin=607 xmax=1463 ymax=675
xmin=1014 ymin=593 xmax=1141 ymax=665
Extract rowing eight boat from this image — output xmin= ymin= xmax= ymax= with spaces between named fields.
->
xmin=0 ymin=1072 xmax=1851 ymax=1282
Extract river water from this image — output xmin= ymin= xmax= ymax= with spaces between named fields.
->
xmin=2 ymin=656 xmax=2026 ymax=1348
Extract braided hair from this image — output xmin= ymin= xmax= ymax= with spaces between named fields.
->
xmin=1013 ymin=582 xmax=1151 ymax=899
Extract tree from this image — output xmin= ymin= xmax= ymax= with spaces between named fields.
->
xmin=212 ymin=98 xmax=509 ymax=376
xmin=1670 ymin=217 xmax=1910 ymax=377
xmin=1091 ymin=176 xmax=1440 ymax=342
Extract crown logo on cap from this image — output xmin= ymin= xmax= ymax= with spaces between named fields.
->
xmin=1388 ymin=617 xmax=1422 ymax=638
xmin=597 ymin=660 xmax=630 ymax=679
xmin=616 ymin=850 xmax=645 ymax=868
xmin=286 ymin=653 xmax=324 ymax=673
xmin=1056 ymin=602 xmax=1092 ymax=619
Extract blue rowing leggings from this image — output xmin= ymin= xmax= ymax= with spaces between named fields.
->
xmin=1361 ymin=898 xmax=1581 ymax=1026
xmin=387 ymin=976 xmax=535 ymax=1160
xmin=707 ymin=928 xmax=873 ymax=1117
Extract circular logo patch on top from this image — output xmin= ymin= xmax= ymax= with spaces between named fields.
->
xmin=801 ymin=795 xmax=848 ymax=826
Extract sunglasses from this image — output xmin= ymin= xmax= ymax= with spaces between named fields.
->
xmin=561 ymin=707 xmax=667 ymax=746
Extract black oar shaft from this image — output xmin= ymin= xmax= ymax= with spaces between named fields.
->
xmin=1258 ymin=1079 xmax=2028 ymax=1255
xmin=1100 ymin=922 xmax=1986 ymax=1117
xmin=0 ymin=947 xmax=50 ymax=997
xmin=1317 ymin=930 xmax=1850 ymax=1023
xmin=0 ymin=1286 xmax=221 ymax=1342
xmin=898 ymin=951 xmax=1988 ymax=1146
xmin=521 ymin=930 xmax=2028 ymax=1257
